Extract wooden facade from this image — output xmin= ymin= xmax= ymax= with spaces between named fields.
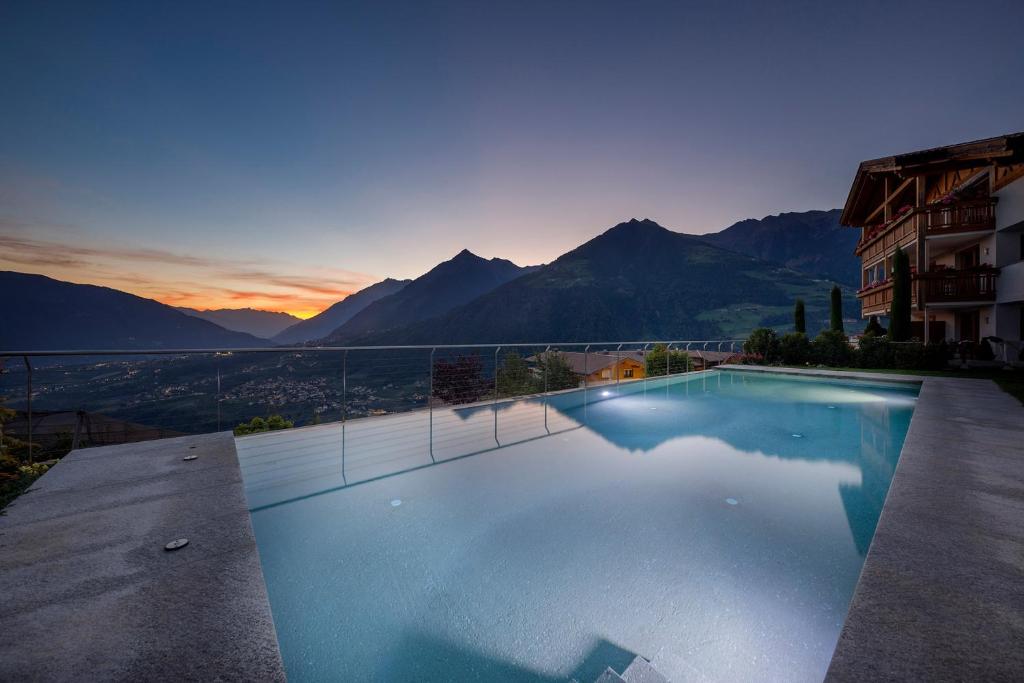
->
xmin=841 ymin=132 xmax=1024 ymax=339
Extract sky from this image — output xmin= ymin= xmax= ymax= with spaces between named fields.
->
xmin=2 ymin=1 xmax=1023 ymax=318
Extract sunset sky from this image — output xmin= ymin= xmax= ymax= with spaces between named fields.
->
xmin=2 ymin=1 xmax=1023 ymax=318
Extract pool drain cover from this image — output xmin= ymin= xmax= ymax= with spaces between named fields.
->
xmin=390 ymin=499 xmax=402 ymax=507
xmin=726 ymin=498 xmax=739 ymax=506
xmin=164 ymin=538 xmax=189 ymax=551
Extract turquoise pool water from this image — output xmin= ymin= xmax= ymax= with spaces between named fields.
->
xmin=237 ymin=370 xmax=917 ymax=682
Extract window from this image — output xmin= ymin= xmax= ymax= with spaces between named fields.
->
xmin=623 ymin=368 xmax=634 ymax=378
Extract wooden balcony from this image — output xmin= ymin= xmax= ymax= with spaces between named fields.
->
xmin=855 ymin=208 xmax=917 ymax=259
xmin=919 ymin=268 xmax=999 ymax=304
xmin=859 ymin=268 xmax=998 ymax=315
xmin=920 ymin=199 xmax=996 ymax=237
xmin=854 ymin=199 xmax=997 ymax=259
xmin=857 ymin=279 xmax=917 ymax=317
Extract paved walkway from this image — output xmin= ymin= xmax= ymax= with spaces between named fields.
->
xmin=0 ymin=432 xmax=285 ymax=681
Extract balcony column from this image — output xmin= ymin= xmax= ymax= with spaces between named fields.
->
xmin=916 ymin=176 xmax=927 ymax=311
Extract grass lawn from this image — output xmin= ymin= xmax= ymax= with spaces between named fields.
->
xmin=780 ymin=365 xmax=1024 ymax=406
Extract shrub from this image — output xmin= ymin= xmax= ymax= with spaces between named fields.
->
xmin=743 ymin=327 xmax=780 ymax=363
xmin=863 ymin=316 xmax=886 ymax=337
xmin=234 ymin=414 xmax=294 ymax=436
xmin=779 ymin=332 xmax=811 ymax=365
xmin=812 ymin=329 xmax=854 ymax=367
xmin=857 ymin=334 xmax=895 ymax=368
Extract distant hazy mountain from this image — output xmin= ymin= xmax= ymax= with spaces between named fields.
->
xmin=350 ymin=219 xmax=854 ymax=344
xmin=1 ymin=272 xmax=270 ymax=351
xmin=325 ymin=250 xmax=538 ymax=343
xmin=273 ymin=278 xmax=411 ymax=344
xmin=177 ymin=307 xmax=300 ymax=339
xmin=700 ymin=209 xmax=858 ymax=286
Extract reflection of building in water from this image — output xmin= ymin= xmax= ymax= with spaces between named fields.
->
xmin=840 ymin=401 xmax=903 ymax=556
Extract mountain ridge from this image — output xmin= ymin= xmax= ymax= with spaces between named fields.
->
xmin=0 ymin=271 xmax=271 ymax=351
xmin=272 ymin=278 xmax=411 ymax=344
xmin=338 ymin=217 xmax=854 ymax=345
xmin=177 ymin=306 xmax=300 ymax=339
xmin=699 ymin=209 xmax=857 ymax=286
xmin=325 ymin=250 xmax=539 ymax=342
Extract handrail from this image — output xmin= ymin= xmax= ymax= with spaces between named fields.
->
xmin=0 ymin=340 xmax=747 ymax=358
xmin=0 ymin=340 xmax=745 ymax=467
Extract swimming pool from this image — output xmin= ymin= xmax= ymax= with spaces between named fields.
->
xmin=236 ymin=369 xmax=917 ymax=682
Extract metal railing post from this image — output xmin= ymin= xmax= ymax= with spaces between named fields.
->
xmin=341 ymin=349 xmax=347 ymax=484
xmin=428 ymin=347 xmax=435 ymax=462
xmin=642 ymin=343 xmax=649 ymax=394
xmin=685 ymin=343 xmax=692 ymax=373
xmin=543 ymin=345 xmax=550 ymax=433
xmin=216 ymin=359 xmax=222 ymax=433
xmin=616 ymin=343 xmax=622 ymax=388
xmin=23 ymin=356 xmax=32 ymax=463
xmin=583 ymin=344 xmax=590 ymax=421
xmin=493 ymin=346 xmax=501 ymax=446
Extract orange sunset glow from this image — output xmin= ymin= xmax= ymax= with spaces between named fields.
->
xmin=0 ymin=233 xmax=380 ymax=319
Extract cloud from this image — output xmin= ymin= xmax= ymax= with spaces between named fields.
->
xmin=0 ymin=230 xmax=379 ymax=316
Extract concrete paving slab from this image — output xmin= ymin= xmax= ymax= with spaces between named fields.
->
xmin=0 ymin=432 xmax=285 ymax=682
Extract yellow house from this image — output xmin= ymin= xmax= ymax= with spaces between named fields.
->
xmin=532 ymin=351 xmax=647 ymax=383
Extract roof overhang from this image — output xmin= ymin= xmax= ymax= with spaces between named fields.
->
xmin=840 ymin=132 xmax=1024 ymax=227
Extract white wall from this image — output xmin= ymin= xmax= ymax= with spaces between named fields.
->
xmin=995 ymin=175 xmax=1024 ymax=231
xmin=998 ymin=260 xmax=1024 ymax=304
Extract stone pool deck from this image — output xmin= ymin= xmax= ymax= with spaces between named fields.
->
xmin=723 ymin=365 xmax=1024 ymax=681
xmin=0 ymin=432 xmax=285 ymax=681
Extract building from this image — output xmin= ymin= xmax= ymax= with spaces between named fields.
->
xmin=841 ymin=132 xmax=1024 ymax=349
xmin=529 ymin=351 xmax=647 ymax=383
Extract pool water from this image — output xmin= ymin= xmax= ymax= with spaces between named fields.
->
xmin=236 ymin=370 xmax=917 ymax=682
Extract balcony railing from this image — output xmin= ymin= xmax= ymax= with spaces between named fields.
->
xmin=855 ymin=198 xmax=998 ymax=258
xmin=0 ymin=340 xmax=744 ymax=464
xmin=920 ymin=199 xmax=997 ymax=237
xmin=920 ymin=268 xmax=999 ymax=303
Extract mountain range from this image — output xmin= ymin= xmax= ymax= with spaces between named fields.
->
xmin=272 ymin=278 xmax=411 ymax=344
xmin=177 ymin=307 xmax=300 ymax=338
xmin=326 ymin=251 xmax=538 ymax=343
xmin=0 ymin=272 xmax=270 ymax=351
xmin=340 ymin=218 xmax=854 ymax=345
xmin=701 ymin=209 xmax=857 ymax=286
xmin=0 ymin=210 xmax=860 ymax=352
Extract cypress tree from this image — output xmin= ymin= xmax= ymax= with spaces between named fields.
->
xmin=794 ymin=299 xmax=806 ymax=334
xmin=890 ymin=247 xmax=912 ymax=341
xmin=829 ymin=285 xmax=844 ymax=333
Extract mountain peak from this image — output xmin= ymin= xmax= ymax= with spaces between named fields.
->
xmin=453 ymin=248 xmax=478 ymax=259
xmin=609 ymin=218 xmax=668 ymax=233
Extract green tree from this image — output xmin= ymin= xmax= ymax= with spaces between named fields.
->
xmin=537 ymin=351 xmax=578 ymax=392
xmin=889 ymin=247 xmax=912 ymax=341
xmin=793 ymin=299 xmax=806 ymax=334
xmin=743 ymin=327 xmax=780 ymax=363
xmin=496 ymin=352 xmax=540 ymax=397
xmin=644 ymin=344 xmax=692 ymax=375
xmin=829 ymin=285 xmax=844 ymax=333
xmin=234 ymin=414 xmax=294 ymax=436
